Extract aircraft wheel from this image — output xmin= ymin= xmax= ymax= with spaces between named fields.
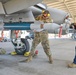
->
xmin=15 ymin=39 xmax=30 ymax=55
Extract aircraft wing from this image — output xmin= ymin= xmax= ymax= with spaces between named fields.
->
xmin=0 ymin=0 xmax=44 ymax=22
xmin=0 ymin=0 xmax=43 ymax=14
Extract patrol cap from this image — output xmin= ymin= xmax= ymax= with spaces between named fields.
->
xmin=42 ymin=10 xmax=49 ymax=14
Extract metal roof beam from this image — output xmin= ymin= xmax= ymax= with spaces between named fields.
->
xmin=65 ymin=0 xmax=76 ymax=2
xmin=47 ymin=4 xmax=65 ymax=7
xmin=63 ymin=0 xmax=74 ymax=21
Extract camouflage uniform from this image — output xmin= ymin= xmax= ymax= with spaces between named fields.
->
xmin=25 ymin=11 xmax=53 ymax=63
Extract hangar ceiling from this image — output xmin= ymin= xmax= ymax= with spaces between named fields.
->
xmin=43 ymin=0 xmax=76 ymax=22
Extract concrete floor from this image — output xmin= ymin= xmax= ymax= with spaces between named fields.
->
xmin=0 ymin=38 xmax=76 ymax=75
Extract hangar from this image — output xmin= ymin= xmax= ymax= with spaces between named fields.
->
xmin=0 ymin=0 xmax=76 ymax=75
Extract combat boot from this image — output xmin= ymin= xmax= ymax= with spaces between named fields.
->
xmin=25 ymin=56 xmax=32 ymax=62
xmin=20 ymin=55 xmax=32 ymax=62
xmin=0 ymin=48 xmax=6 ymax=54
xmin=68 ymin=63 xmax=76 ymax=68
xmin=48 ymin=55 xmax=53 ymax=64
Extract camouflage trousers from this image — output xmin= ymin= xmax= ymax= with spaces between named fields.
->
xmin=30 ymin=30 xmax=52 ymax=57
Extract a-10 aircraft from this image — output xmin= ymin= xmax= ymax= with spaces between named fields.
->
xmin=0 ymin=0 xmax=71 ymax=55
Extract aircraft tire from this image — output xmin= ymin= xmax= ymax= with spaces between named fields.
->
xmin=15 ymin=38 xmax=30 ymax=55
